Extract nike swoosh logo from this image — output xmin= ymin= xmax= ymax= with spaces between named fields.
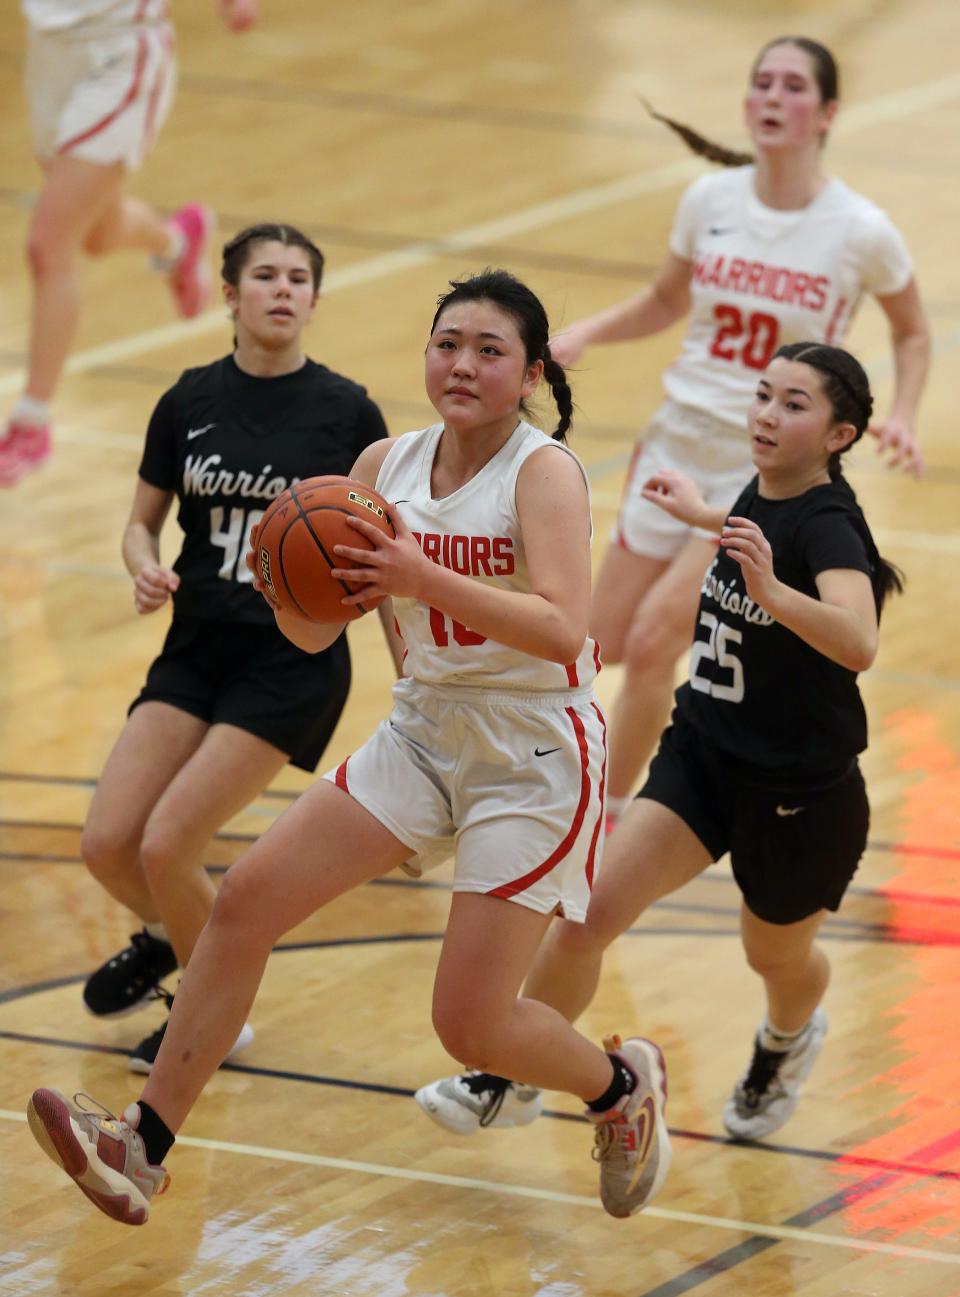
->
xmin=534 ymin=747 xmax=561 ymax=758
xmin=776 ymin=805 xmax=804 ymax=816
xmin=708 ymin=226 xmax=735 ymax=236
xmin=626 ymin=1092 xmax=657 ymax=1193
xmin=187 ymin=423 xmax=215 ymax=440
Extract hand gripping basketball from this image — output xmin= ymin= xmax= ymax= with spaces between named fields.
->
xmin=253 ymin=476 xmax=396 ymax=622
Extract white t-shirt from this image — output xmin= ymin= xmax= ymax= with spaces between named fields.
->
xmin=22 ymin=0 xmax=168 ymax=31
xmin=377 ymin=421 xmax=599 ymax=693
xmin=664 ymin=166 xmax=913 ymax=430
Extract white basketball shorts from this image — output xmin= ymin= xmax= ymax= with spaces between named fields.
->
xmin=26 ymin=13 xmax=176 ymax=170
xmin=614 ymin=400 xmax=754 ymax=560
xmin=323 ymin=676 xmax=608 ymax=923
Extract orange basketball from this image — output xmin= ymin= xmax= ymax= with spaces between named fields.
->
xmin=255 ymin=476 xmax=395 ymax=623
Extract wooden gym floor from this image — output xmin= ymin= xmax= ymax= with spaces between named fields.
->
xmin=0 ymin=2 xmax=958 ymax=1294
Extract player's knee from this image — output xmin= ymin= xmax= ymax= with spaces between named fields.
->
xmin=80 ymin=823 xmax=137 ymax=886
xmin=622 ymin=616 xmax=683 ymax=677
xmin=25 ymin=224 xmax=71 ymax=280
xmin=431 ymin=1002 xmax=494 ymax=1070
xmin=743 ymin=942 xmax=806 ymax=981
xmin=81 ymin=222 xmax=112 ymax=257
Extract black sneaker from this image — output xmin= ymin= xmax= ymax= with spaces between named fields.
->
xmin=82 ymin=929 xmax=178 ymax=1018
xmin=128 ymin=991 xmax=254 ymax=1075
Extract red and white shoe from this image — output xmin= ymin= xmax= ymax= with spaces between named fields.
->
xmin=165 ymin=203 xmax=215 ymax=318
xmin=589 ymin=1035 xmax=672 ymax=1218
xmin=0 ymin=419 xmax=52 ymax=487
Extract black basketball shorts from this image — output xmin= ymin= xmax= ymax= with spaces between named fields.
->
xmin=638 ymin=711 xmax=869 ymax=924
xmin=130 ymin=616 xmax=351 ymax=772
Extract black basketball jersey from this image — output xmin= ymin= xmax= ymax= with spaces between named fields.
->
xmin=676 ymin=475 xmax=885 ymax=776
xmin=138 ymin=355 xmax=388 ymax=623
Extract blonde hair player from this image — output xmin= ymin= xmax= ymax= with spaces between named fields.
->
xmin=0 ymin=0 xmax=258 ymax=487
xmin=27 ymin=269 xmax=671 ymax=1225
xmin=418 ymin=343 xmax=903 ymax=1143
xmin=551 ymin=35 xmax=929 ymax=832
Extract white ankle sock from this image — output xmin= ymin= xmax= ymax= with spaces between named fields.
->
xmin=11 ymin=395 xmax=51 ymax=428
xmin=760 ymin=1016 xmax=811 ymax=1052
xmin=144 ymin=921 xmax=169 ymax=942
xmin=151 ymin=225 xmax=186 ymax=273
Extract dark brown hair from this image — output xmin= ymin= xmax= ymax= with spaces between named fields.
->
xmin=643 ymin=37 xmax=839 ymax=168
xmin=431 ymin=269 xmax=573 ymax=441
xmin=221 ymin=223 xmax=324 ymax=292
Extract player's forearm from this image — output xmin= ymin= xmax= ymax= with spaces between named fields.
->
xmin=122 ymin=522 xmax=161 ymax=578
xmin=574 ymin=283 xmax=687 ymax=348
xmin=275 ymin=607 xmax=345 ymax=654
xmin=887 ymin=323 xmax=930 ymax=422
xmin=417 ymin=564 xmax=587 ymax=664
xmin=763 ymin=583 xmax=878 ymax=673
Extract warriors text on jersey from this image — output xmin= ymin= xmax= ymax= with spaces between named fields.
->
xmin=376 ymin=421 xmax=600 ymax=692
xmin=666 ymin=166 xmax=913 ymax=429
xmin=139 ymin=355 xmax=387 ymax=623
xmin=676 ymin=475 xmax=885 ymax=774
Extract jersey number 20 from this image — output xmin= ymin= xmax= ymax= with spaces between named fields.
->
xmin=709 ymin=305 xmax=779 ymax=371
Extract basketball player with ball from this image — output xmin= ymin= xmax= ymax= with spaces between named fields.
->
xmin=69 ymin=223 xmax=392 ymax=1075
xmin=29 ymin=268 xmax=672 ymax=1226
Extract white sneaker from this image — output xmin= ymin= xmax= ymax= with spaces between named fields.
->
xmin=415 ymin=1071 xmax=544 ymax=1134
xmin=723 ymin=1008 xmax=828 ymax=1140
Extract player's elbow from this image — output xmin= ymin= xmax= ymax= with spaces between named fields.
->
xmin=547 ymin=621 xmax=590 ymax=665
xmin=843 ymin=626 xmax=878 ymax=673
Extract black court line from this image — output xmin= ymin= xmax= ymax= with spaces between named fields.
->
xmin=633 ymin=1128 xmax=960 ymax=1297
xmin=2 ymin=1021 xmax=957 ymax=1187
xmin=2 ymin=842 xmax=958 ymax=947
xmin=178 ymin=72 xmax=663 ymax=141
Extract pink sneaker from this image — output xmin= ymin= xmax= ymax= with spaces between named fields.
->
xmin=0 ymin=419 xmax=52 ymax=487
xmin=589 ymin=1035 xmax=672 ymax=1218
xmin=27 ymin=1088 xmax=170 ymax=1225
xmin=166 ymin=203 xmax=215 ymax=318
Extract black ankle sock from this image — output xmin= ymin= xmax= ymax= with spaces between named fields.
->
xmin=134 ymin=1100 xmax=175 ymax=1166
xmin=586 ymin=1055 xmax=637 ymax=1113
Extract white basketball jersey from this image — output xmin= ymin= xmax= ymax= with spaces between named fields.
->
xmin=664 ymin=166 xmax=913 ymax=429
xmin=377 ymin=421 xmax=600 ymax=692
xmin=23 ymin=0 xmax=168 ymax=31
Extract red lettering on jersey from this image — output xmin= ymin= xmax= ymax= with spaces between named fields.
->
xmin=450 ymin=535 xmax=471 ymax=574
xmin=413 ymin=530 xmax=514 ymax=576
xmin=422 ymin=533 xmax=442 ymax=564
xmin=808 ymin=276 xmax=829 ymax=312
xmin=492 ymin=537 xmax=515 ymax=576
xmin=746 ymin=262 xmax=765 ymax=292
xmin=727 ymin=258 xmax=748 ymax=292
xmin=471 ymin=535 xmax=493 ymax=575
xmin=707 ymin=255 xmax=728 ymax=287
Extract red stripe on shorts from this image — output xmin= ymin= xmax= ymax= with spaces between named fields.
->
xmin=584 ymin=702 xmax=607 ymax=889
xmin=335 ymin=758 xmax=350 ymax=792
xmin=487 ymin=706 xmax=591 ymax=901
xmin=565 ymin=661 xmax=579 ymax=687
xmin=59 ymin=33 xmax=149 ymax=154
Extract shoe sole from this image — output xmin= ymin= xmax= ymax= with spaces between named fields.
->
xmin=83 ymin=989 xmax=169 ymax=1021
xmin=27 ymin=1089 xmax=151 ymax=1225
xmin=602 ymin=1038 xmax=673 ymax=1219
xmin=413 ymin=1086 xmax=543 ymax=1135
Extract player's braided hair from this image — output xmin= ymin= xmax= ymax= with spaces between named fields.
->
xmin=642 ymin=37 xmax=839 ymax=168
xmin=221 ymin=223 xmax=325 ymax=291
xmin=432 ymin=269 xmax=573 ymax=441
xmin=773 ymin=342 xmax=904 ymax=606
